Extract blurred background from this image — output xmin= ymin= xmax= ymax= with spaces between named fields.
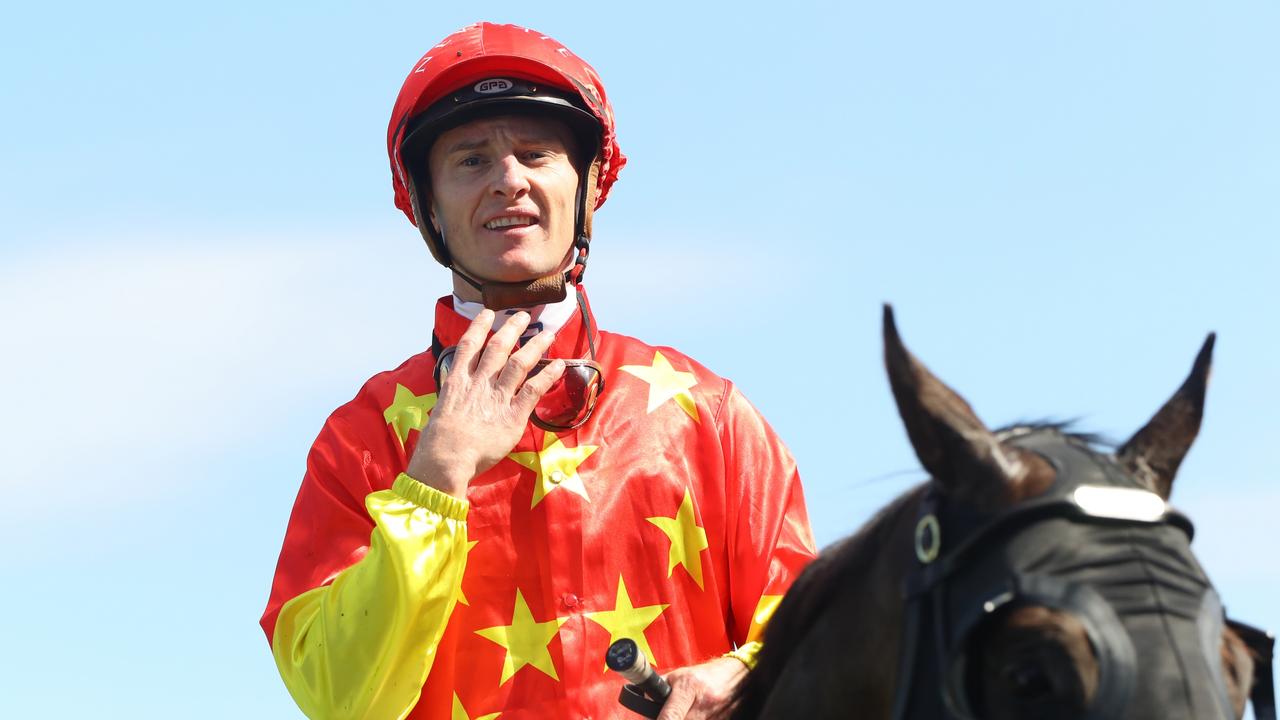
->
xmin=2 ymin=1 xmax=1276 ymax=716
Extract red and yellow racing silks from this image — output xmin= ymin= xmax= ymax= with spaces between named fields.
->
xmin=261 ymin=291 xmax=817 ymax=720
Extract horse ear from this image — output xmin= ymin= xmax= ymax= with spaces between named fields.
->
xmin=883 ymin=305 xmax=1028 ymax=506
xmin=1117 ymin=334 xmax=1215 ymax=500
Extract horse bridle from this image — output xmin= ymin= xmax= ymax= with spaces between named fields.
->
xmin=889 ymin=429 xmax=1275 ymax=720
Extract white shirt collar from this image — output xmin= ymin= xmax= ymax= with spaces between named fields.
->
xmin=451 ymin=293 xmax=578 ymax=341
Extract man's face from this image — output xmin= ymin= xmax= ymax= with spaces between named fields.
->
xmin=426 ymin=113 xmax=580 ymax=285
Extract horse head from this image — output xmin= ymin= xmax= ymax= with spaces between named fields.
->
xmin=726 ymin=306 xmax=1270 ymax=720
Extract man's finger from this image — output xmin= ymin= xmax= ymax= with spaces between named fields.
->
xmin=474 ymin=311 xmax=531 ymax=380
xmin=655 ymin=680 xmax=695 ymax=720
xmin=495 ymin=327 xmax=558 ymax=395
xmin=452 ymin=309 xmax=496 ymax=376
xmin=512 ymin=359 xmax=566 ymax=415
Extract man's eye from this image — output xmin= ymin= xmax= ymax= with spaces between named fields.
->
xmin=460 ymin=156 xmax=483 ymax=167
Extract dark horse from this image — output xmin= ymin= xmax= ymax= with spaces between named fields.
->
xmin=726 ymin=307 xmax=1273 ymax=720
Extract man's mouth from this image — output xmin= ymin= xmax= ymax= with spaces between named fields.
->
xmin=484 ymin=215 xmax=538 ymax=230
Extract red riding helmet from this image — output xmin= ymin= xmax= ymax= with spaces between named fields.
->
xmin=387 ymin=22 xmax=625 ymax=230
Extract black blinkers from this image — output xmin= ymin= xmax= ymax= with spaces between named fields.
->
xmin=889 ymin=428 xmax=1274 ymax=720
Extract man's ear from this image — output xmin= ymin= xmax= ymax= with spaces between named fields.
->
xmin=425 ymin=195 xmax=441 ymax=235
xmin=406 ymin=172 xmax=441 ymax=235
xmin=581 ymin=159 xmax=601 ymax=239
xmin=405 ymin=170 xmax=453 ymax=266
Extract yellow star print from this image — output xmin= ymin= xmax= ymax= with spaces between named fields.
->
xmin=475 ymin=589 xmax=568 ymax=684
xmin=619 ymin=350 xmax=700 ymax=422
xmin=452 ymin=693 xmax=500 ymax=720
xmin=585 ymin=575 xmax=669 ymax=671
xmin=383 ymin=383 xmax=437 ymax=447
xmin=646 ymin=488 xmax=710 ymax=589
xmin=457 ymin=539 xmax=479 ymax=606
xmin=508 ymin=432 xmax=598 ymax=508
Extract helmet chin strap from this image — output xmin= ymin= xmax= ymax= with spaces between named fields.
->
xmin=449 ymin=254 xmax=571 ymax=311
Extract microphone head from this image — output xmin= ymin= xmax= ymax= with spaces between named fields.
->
xmin=606 ymin=638 xmax=642 ymax=674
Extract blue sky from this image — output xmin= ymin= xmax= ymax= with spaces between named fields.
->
xmin=2 ymin=2 xmax=1276 ymax=717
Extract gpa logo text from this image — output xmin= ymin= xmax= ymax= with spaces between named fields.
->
xmin=474 ymin=79 xmax=513 ymax=94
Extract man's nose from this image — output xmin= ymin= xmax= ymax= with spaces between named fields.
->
xmin=490 ymin=155 xmax=531 ymax=198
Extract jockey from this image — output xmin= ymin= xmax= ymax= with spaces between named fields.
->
xmin=261 ymin=22 xmax=816 ymax=720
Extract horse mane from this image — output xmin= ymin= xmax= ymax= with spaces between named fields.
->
xmin=724 ymin=484 xmax=925 ymax=718
xmin=994 ymin=418 xmax=1114 ymax=450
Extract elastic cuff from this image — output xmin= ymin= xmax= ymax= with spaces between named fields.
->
xmin=724 ymin=640 xmax=762 ymax=670
xmin=393 ymin=472 xmax=469 ymax=520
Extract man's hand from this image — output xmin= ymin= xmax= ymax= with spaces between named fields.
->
xmin=656 ymin=657 xmax=747 ymax=720
xmin=406 ymin=309 xmax=566 ymax=497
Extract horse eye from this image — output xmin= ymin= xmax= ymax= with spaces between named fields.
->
xmin=1004 ymin=662 xmax=1053 ymax=700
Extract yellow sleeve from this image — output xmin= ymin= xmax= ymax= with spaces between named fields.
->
xmin=722 ymin=595 xmax=783 ymax=670
xmin=271 ymin=473 xmax=468 ymax=720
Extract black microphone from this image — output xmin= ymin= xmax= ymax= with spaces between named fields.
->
xmin=607 ymin=638 xmax=670 ymax=718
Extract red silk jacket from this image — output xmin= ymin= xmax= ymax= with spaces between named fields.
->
xmin=261 ymin=292 xmax=816 ymax=719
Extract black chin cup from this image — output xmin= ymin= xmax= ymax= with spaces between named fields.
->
xmin=461 ymin=271 xmax=569 ymax=311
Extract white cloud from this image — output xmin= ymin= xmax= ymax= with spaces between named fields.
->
xmin=0 ymin=230 xmax=445 ymax=516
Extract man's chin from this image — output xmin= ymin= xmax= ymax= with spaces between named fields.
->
xmin=480 ymin=252 xmax=573 ymax=284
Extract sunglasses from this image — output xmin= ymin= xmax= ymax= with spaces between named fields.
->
xmin=433 ymin=345 xmax=605 ymax=431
